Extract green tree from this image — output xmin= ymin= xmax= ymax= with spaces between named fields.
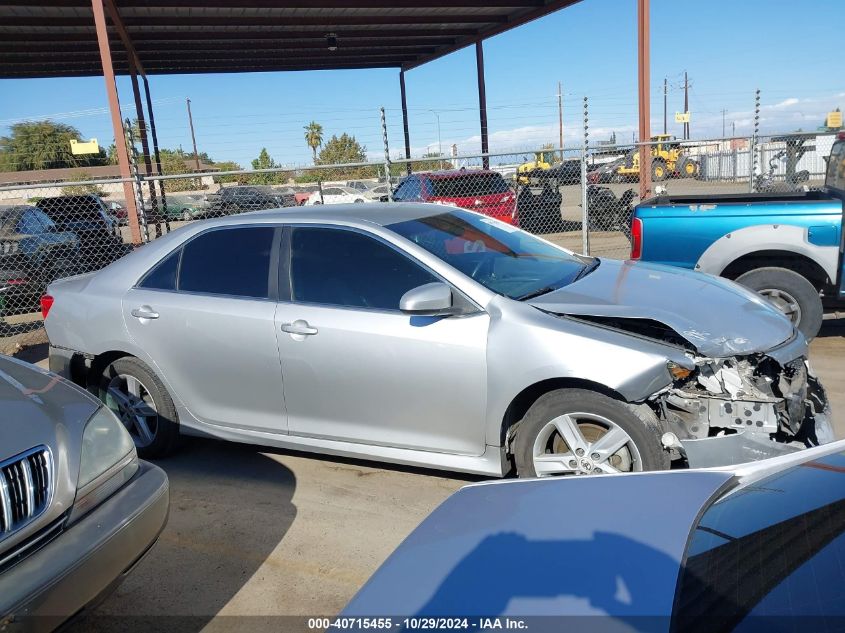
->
xmin=212 ymin=160 xmax=246 ymax=184
xmin=159 ymin=149 xmax=201 ymax=192
xmin=316 ymin=133 xmax=375 ymax=180
xmin=249 ymin=148 xmax=287 ymax=185
xmin=0 ymin=120 xmax=109 ymax=172
xmin=303 ymin=121 xmax=324 ymax=165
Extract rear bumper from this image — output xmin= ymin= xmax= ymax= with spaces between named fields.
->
xmin=0 ymin=461 xmax=169 ymax=632
xmin=47 ymin=346 xmax=86 ymax=386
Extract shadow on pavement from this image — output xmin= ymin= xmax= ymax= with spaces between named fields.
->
xmin=67 ymin=438 xmax=298 ymax=633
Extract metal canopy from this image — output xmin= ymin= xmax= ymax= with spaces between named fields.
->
xmin=0 ymin=0 xmax=581 ymax=78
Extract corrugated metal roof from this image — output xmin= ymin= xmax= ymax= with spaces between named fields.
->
xmin=0 ymin=1 xmax=581 ymax=78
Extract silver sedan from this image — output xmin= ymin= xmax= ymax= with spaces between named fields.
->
xmin=44 ymin=204 xmax=834 ymax=477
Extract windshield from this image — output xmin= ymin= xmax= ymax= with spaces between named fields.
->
xmin=387 ymin=209 xmax=589 ymax=299
xmin=672 ymin=450 xmax=845 ymax=631
xmin=429 ymin=173 xmax=510 ymax=198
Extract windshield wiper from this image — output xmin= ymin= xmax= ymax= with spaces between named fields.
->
xmin=572 ymin=258 xmax=600 ymax=282
xmin=516 ymin=285 xmax=560 ymax=301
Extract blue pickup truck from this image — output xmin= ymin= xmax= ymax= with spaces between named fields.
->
xmin=631 ymin=134 xmax=845 ymax=338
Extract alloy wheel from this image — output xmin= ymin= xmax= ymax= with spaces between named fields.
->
xmin=104 ymin=373 xmax=160 ymax=448
xmin=532 ymin=412 xmax=642 ymax=476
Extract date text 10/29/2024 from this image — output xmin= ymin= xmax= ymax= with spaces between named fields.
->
xmin=308 ymin=618 xmax=529 ymax=630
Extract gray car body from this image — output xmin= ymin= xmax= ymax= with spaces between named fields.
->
xmin=44 ymin=203 xmax=823 ymax=476
xmin=343 ymin=438 xmax=845 ymax=622
xmin=0 ymin=355 xmax=168 ymax=628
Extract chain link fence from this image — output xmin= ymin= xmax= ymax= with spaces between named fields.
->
xmin=0 ymin=130 xmax=838 ymax=354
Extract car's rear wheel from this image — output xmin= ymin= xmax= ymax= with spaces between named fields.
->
xmin=735 ymin=267 xmax=823 ymax=339
xmin=99 ymin=357 xmax=180 ymax=458
xmin=513 ymin=388 xmax=668 ymax=478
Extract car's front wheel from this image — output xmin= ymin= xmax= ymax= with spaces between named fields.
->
xmin=513 ymin=388 xmax=668 ymax=478
xmin=99 ymin=356 xmax=180 ymax=458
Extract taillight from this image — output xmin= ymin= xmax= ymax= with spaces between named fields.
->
xmin=40 ymin=295 xmax=54 ymax=319
xmin=6 ymin=277 xmax=28 ymax=285
xmin=630 ymin=218 xmax=643 ymax=259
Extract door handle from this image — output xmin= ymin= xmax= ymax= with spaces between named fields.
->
xmin=281 ymin=320 xmax=318 ymax=336
xmin=131 ymin=306 xmax=160 ymax=320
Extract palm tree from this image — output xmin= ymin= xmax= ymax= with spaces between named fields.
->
xmin=303 ymin=121 xmax=324 ymax=164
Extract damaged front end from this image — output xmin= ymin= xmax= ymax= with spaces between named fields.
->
xmin=654 ymin=353 xmax=835 ymax=468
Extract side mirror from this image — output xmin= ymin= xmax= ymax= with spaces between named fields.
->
xmin=400 ymin=282 xmax=455 ymax=315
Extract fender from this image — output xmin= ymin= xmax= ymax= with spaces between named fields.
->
xmin=695 ymin=224 xmax=839 ymax=282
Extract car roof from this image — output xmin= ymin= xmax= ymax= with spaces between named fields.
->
xmin=199 ymin=202 xmax=461 ymax=228
xmin=415 ymin=169 xmax=502 ymax=180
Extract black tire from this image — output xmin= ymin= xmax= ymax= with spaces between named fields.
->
xmin=651 ymin=160 xmax=668 ymax=182
xmin=99 ymin=356 xmax=180 ymax=458
xmin=735 ymin=267 xmax=823 ymax=339
xmin=513 ymin=388 xmax=668 ymax=478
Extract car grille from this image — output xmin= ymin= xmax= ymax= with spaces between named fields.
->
xmin=0 ymin=447 xmax=52 ymax=537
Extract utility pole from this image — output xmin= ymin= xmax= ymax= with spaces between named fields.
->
xmin=558 ymin=80 xmax=564 ymax=159
xmin=721 ymin=109 xmax=727 ymax=138
xmin=683 ymin=71 xmax=689 ymax=140
xmin=186 ymin=97 xmax=200 ymax=171
xmin=663 ymin=77 xmax=667 ymax=135
xmin=732 ymin=121 xmax=736 ymax=137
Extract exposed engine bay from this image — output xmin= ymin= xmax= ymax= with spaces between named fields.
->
xmin=656 ymin=356 xmax=828 ymax=444
xmin=569 ymin=314 xmax=834 ymax=466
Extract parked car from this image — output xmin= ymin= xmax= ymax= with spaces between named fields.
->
xmin=392 ymin=170 xmax=516 ymax=224
xmin=304 ymin=186 xmax=367 ymax=205
xmin=43 ymin=205 xmax=833 ymax=478
xmin=362 ymin=183 xmax=391 ymax=201
xmin=105 ymin=200 xmax=127 ymax=225
xmin=345 ymin=180 xmax=376 ymax=193
xmin=344 ymin=439 xmax=845 ymax=628
xmin=631 ymin=132 xmax=845 ymax=339
xmin=201 ymin=186 xmax=283 ymax=218
xmin=163 ymin=194 xmax=209 ymax=222
xmin=35 ymin=195 xmax=130 ymax=272
xmin=0 ymin=205 xmax=79 ymax=319
xmin=0 ymin=354 xmax=168 ymax=629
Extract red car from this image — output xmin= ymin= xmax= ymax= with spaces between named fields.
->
xmin=392 ymin=170 xmax=517 ymax=224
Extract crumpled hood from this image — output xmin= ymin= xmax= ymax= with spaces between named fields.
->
xmin=527 ymin=258 xmax=795 ymax=357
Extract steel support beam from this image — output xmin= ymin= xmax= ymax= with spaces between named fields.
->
xmin=475 ymin=41 xmax=490 ymax=170
xmin=129 ymin=60 xmax=159 ymax=220
xmin=142 ymin=75 xmax=166 ymax=191
xmin=399 ymin=70 xmax=412 ymax=175
xmin=91 ymin=0 xmax=141 ymax=244
xmin=637 ymin=0 xmax=652 ymax=199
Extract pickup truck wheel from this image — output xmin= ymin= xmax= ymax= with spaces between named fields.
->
xmin=99 ymin=357 xmax=180 ymax=458
xmin=513 ymin=388 xmax=669 ymax=478
xmin=736 ymin=267 xmax=823 ymax=339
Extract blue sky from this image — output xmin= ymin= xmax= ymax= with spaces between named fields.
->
xmin=0 ymin=0 xmax=841 ymax=168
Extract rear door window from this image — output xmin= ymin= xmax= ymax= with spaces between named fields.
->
xmin=139 ymin=248 xmax=181 ymax=291
xmin=178 ymin=227 xmax=275 ymax=299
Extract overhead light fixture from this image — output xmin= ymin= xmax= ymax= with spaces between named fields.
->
xmin=326 ymin=33 xmax=338 ymax=51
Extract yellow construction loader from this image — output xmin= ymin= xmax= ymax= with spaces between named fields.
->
xmin=616 ymin=134 xmax=699 ymax=181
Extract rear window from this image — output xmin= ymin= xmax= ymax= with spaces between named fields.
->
xmin=429 ymin=173 xmax=510 ymax=198
xmin=178 ymin=227 xmax=275 ymax=299
xmin=825 ymin=140 xmax=845 ymax=191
